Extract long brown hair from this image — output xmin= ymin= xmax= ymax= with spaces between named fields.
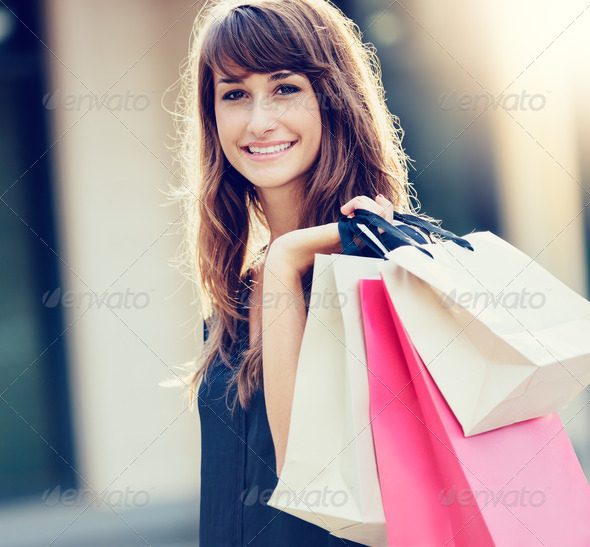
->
xmin=166 ymin=0 xmax=415 ymax=413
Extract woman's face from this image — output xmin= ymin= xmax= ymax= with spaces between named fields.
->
xmin=213 ymin=64 xmax=322 ymax=195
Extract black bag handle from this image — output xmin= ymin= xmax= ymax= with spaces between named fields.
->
xmin=338 ymin=208 xmax=474 ymax=260
xmin=392 ymin=211 xmax=473 ymax=249
xmin=339 ymin=210 xmax=434 ymax=259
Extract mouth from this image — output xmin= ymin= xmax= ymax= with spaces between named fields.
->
xmin=242 ymin=140 xmax=297 ymax=159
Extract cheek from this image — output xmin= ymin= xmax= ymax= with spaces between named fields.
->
xmin=301 ymin=111 xmax=322 ymax=153
xmin=301 ymin=98 xmax=322 ymax=147
xmin=214 ymin=109 xmax=239 ymax=152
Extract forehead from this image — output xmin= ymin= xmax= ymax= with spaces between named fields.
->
xmin=214 ymin=70 xmax=299 ymax=86
xmin=213 ymin=67 xmax=303 ymax=92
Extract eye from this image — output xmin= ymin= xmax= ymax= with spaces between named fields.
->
xmin=220 ymin=84 xmax=301 ymax=102
xmin=277 ymin=84 xmax=301 ymax=95
xmin=222 ymin=90 xmax=246 ymax=101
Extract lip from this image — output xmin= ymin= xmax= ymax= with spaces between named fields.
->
xmin=242 ymin=140 xmax=298 ymax=161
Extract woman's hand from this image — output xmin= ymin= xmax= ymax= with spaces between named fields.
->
xmin=340 ymin=193 xmax=394 ymax=224
xmin=261 ymin=193 xmax=393 ymax=477
xmin=267 ymin=193 xmax=393 ymax=277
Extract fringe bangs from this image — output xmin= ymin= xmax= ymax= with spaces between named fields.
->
xmin=201 ymin=4 xmax=331 ymax=80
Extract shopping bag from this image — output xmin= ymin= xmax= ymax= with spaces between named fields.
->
xmin=379 ymin=230 xmax=590 ymax=435
xmin=362 ymin=277 xmax=590 ymax=545
xmin=267 ymin=254 xmax=387 ymax=547
xmin=359 ymin=278 xmax=494 ymax=546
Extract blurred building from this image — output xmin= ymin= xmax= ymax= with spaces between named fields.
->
xmin=1 ymin=1 xmax=203 ymax=544
xmin=0 ymin=0 xmax=588 ymax=545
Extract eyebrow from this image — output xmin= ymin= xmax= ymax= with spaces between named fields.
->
xmin=215 ymin=71 xmax=298 ymax=87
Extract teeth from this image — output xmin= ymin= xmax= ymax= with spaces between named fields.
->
xmin=248 ymin=141 xmax=294 ymax=154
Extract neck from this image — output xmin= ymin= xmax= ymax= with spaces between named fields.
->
xmin=255 ymin=185 xmax=301 ymax=244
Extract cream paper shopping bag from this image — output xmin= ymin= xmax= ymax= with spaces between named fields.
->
xmin=379 ymin=230 xmax=590 ymax=436
xmin=268 ymin=253 xmax=387 ymax=547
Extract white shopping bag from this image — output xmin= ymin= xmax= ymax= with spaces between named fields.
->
xmin=268 ymin=254 xmax=387 ymax=547
xmin=379 ymin=231 xmax=590 ymax=436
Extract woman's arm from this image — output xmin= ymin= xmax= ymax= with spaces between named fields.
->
xmin=261 ymin=253 xmax=307 ymax=478
xmin=262 ymin=195 xmax=394 ymax=476
xmin=262 ymin=222 xmax=341 ymax=477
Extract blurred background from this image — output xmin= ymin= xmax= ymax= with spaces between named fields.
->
xmin=0 ymin=0 xmax=589 ymax=545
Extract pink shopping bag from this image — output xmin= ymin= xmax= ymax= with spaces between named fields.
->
xmin=360 ymin=278 xmax=590 ymax=546
xmin=360 ymin=279 xmax=492 ymax=546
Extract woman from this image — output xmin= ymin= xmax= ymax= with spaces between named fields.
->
xmin=169 ymin=0 xmax=414 ymax=544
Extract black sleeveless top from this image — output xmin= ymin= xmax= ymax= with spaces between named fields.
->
xmin=197 ymin=278 xmax=369 ymax=546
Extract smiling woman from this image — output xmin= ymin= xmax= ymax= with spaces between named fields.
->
xmin=214 ymin=68 xmax=322 ymax=194
xmin=166 ymin=0 xmax=413 ymax=545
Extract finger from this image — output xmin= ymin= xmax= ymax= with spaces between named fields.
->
xmin=340 ymin=195 xmax=390 ymax=235
xmin=375 ymin=194 xmax=394 ymax=223
xmin=340 ymin=197 xmax=361 ymax=216
xmin=340 ymin=196 xmax=376 ymax=216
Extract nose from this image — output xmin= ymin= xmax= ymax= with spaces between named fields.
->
xmin=246 ymin=93 xmax=278 ymax=138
